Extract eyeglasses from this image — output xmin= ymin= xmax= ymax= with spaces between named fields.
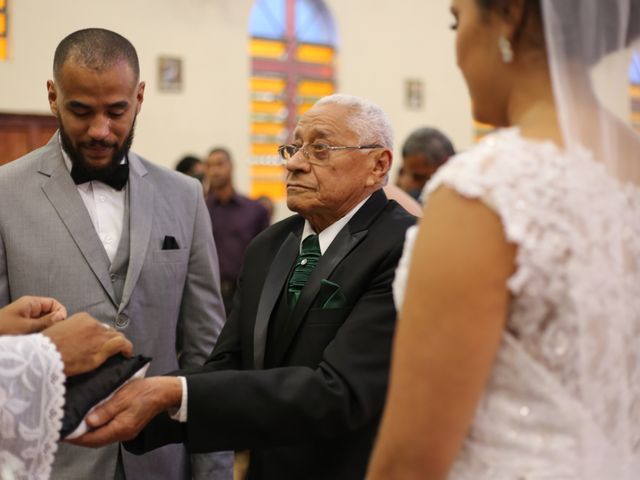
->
xmin=277 ymin=142 xmax=383 ymax=165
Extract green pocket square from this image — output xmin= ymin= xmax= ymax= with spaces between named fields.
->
xmin=317 ymin=279 xmax=347 ymax=309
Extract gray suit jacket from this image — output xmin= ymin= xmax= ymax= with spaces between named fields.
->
xmin=0 ymin=135 xmax=230 ymax=479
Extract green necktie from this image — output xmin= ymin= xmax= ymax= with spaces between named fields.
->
xmin=288 ymin=234 xmax=321 ymax=308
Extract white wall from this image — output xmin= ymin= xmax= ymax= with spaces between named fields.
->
xmin=326 ymin=0 xmax=473 ymax=164
xmin=0 ymin=0 xmax=473 ymax=196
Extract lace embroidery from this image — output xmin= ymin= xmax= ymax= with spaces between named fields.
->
xmin=0 ymin=333 xmax=65 ymax=480
xmin=395 ymin=128 xmax=640 ymax=479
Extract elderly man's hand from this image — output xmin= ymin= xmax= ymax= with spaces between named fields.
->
xmin=0 ymin=296 xmax=67 ymax=335
xmin=68 ymin=376 xmax=183 ymax=447
xmin=42 ymin=312 xmax=134 ymax=376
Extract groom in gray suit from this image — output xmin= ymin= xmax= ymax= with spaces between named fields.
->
xmin=0 ymin=29 xmax=230 ymax=479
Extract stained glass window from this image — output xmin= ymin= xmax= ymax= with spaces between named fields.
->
xmin=249 ymin=0 xmax=338 ymax=200
xmin=629 ymin=51 xmax=640 ymax=134
xmin=0 ymin=0 xmax=8 ymax=60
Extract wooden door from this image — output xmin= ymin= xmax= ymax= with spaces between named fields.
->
xmin=0 ymin=113 xmax=58 ymax=166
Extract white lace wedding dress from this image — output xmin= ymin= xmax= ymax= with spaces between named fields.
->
xmin=394 ymin=128 xmax=640 ymax=479
xmin=0 ymin=334 xmax=65 ymax=480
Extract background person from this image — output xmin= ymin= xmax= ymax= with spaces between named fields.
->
xmin=396 ymin=126 xmax=455 ymax=201
xmin=175 ymin=154 xmax=205 ymax=184
xmin=204 ymin=147 xmax=270 ymax=314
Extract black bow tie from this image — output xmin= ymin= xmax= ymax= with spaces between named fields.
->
xmin=71 ymin=161 xmax=129 ymax=191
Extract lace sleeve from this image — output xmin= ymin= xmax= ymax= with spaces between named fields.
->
xmin=0 ymin=333 xmax=65 ymax=480
xmin=424 ymin=128 xmax=571 ymax=296
xmin=391 ymin=130 xmax=534 ymax=310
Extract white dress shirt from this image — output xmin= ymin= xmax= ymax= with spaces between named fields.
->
xmin=299 ymin=195 xmax=370 ymax=254
xmin=171 ymin=195 xmax=372 ymax=422
xmin=60 ymin=138 xmax=126 ymax=264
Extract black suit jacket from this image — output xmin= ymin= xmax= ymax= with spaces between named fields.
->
xmin=127 ymin=190 xmax=416 ymax=479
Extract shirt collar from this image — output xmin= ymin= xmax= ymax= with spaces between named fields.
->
xmin=209 ymin=190 xmax=240 ymax=205
xmin=301 ymin=195 xmax=371 ymax=255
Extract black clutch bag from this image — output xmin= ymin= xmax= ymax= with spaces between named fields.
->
xmin=61 ymin=354 xmax=151 ymax=439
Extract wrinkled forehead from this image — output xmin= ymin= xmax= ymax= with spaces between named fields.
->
xmin=293 ymin=103 xmax=358 ymax=142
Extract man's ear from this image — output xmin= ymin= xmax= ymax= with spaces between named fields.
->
xmin=135 ymin=81 xmax=146 ymax=114
xmin=367 ymin=149 xmax=392 ymax=187
xmin=47 ymin=80 xmax=59 ymax=116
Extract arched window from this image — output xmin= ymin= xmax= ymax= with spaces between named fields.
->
xmin=249 ymin=0 xmax=338 ymax=200
xmin=629 ymin=51 xmax=640 ymax=133
xmin=0 ymin=0 xmax=8 ymax=60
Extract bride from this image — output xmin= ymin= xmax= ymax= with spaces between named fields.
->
xmin=367 ymin=0 xmax=639 ymax=478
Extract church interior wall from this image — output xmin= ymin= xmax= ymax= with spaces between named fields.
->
xmin=0 ymin=0 xmax=473 ymax=199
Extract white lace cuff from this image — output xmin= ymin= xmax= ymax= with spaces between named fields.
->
xmin=0 ymin=333 xmax=66 ymax=480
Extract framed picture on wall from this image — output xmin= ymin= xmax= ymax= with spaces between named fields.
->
xmin=405 ymin=79 xmax=423 ymax=110
xmin=158 ymin=56 xmax=182 ymax=92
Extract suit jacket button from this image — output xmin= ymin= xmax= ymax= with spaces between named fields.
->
xmin=115 ymin=313 xmax=129 ymax=328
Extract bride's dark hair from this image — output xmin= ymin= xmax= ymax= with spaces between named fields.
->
xmin=476 ymin=0 xmax=639 ymax=64
xmin=475 ymin=0 xmax=544 ymax=51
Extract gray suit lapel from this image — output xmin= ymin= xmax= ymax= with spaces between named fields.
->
xmin=120 ymin=154 xmax=154 ymax=311
xmin=39 ymin=137 xmax=117 ymax=305
xmin=253 ymin=231 xmax=299 ymax=369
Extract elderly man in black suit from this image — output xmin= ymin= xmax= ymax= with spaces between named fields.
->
xmin=73 ymin=94 xmax=416 ymax=480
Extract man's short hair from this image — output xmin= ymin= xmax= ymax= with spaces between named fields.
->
xmin=401 ymin=127 xmax=455 ymax=167
xmin=53 ymin=28 xmax=140 ymax=81
xmin=208 ymin=147 xmax=232 ymax=163
xmin=175 ymin=155 xmax=202 ymax=174
xmin=314 ymin=94 xmax=394 ymax=150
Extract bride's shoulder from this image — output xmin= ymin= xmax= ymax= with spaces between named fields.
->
xmin=424 ymin=127 xmax=564 ymax=201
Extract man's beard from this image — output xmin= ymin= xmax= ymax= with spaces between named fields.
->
xmin=59 ymin=117 xmax=136 ymax=181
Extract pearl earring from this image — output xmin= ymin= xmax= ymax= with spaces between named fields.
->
xmin=498 ymin=36 xmax=514 ymax=64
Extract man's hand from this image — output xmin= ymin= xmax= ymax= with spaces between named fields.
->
xmin=42 ymin=312 xmax=134 ymax=376
xmin=0 ymin=295 xmax=67 ymax=335
xmin=68 ymin=376 xmax=183 ymax=447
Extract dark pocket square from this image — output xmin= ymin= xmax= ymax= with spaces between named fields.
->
xmin=162 ymin=235 xmax=179 ymax=250
xmin=316 ymin=279 xmax=347 ymax=309
xmin=61 ymin=354 xmax=151 ymax=439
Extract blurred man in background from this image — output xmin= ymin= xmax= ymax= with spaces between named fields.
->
xmin=175 ymin=155 xmax=205 ymax=184
xmin=205 ymin=147 xmax=270 ymax=314
xmin=397 ymin=127 xmax=455 ymax=201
